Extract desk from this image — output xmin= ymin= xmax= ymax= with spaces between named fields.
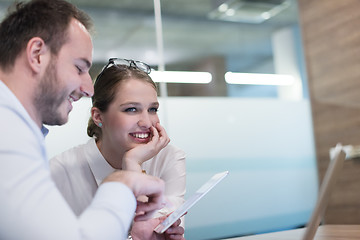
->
xmin=224 ymin=225 xmax=360 ymax=240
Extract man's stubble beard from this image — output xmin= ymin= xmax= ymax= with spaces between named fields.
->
xmin=34 ymin=58 xmax=69 ymax=126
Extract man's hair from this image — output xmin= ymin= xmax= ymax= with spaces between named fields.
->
xmin=0 ymin=0 xmax=93 ymax=71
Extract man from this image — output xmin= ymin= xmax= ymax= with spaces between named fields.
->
xmin=0 ymin=1 xmax=166 ymax=239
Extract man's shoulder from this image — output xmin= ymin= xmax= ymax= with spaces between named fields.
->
xmin=0 ymin=100 xmax=42 ymax=149
xmin=0 ymin=80 xmax=41 ymax=139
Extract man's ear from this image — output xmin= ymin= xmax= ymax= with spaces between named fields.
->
xmin=26 ymin=37 xmax=49 ymax=74
xmin=91 ymin=107 xmax=103 ymax=127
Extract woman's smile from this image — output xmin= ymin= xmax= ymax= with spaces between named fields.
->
xmin=129 ymin=131 xmax=151 ymax=143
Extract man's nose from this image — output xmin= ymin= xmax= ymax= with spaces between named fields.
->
xmin=80 ymin=73 xmax=94 ymax=97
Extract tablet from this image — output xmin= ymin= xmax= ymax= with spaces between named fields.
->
xmin=154 ymin=171 xmax=229 ymax=234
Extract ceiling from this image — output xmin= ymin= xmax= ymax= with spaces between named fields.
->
xmin=0 ymin=0 xmax=300 ymax=72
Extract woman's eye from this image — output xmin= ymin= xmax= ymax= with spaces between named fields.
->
xmin=149 ymin=108 xmax=158 ymax=113
xmin=125 ymin=107 xmax=137 ymax=112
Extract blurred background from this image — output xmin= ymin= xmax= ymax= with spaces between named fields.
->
xmin=0 ymin=0 xmax=307 ymax=98
xmin=0 ymin=0 xmax=319 ymax=239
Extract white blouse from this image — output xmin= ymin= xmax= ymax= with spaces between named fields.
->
xmin=50 ymin=138 xmax=186 ymax=217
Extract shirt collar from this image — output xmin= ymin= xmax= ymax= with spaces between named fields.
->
xmin=85 ymin=138 xmax=116 ymax=186
xmin=0 ymin=80 xmax=47 ymax=140
xmin=41 ymin=126 xmax=49 ymax=137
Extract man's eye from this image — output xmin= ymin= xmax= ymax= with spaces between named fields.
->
xmin=76 ymin=66 xmax=83 ymax=73
xmin=149 ymin=108 xmax=158 ymax=113
xmin=125 ymin=107 xmax=137 ymax=112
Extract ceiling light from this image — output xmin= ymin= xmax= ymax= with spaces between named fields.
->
xmin=261 ymin=12 xmax=271 ymax=20
xmin=225 ymin=72 xmax=295 ymax=85
xmin=208 ymin=0 xmax=291 ymax=24
xmin=150 ymin=71 xmax=212 ymax=84
xmin=218 ymin=3 xmax=229 ymax=12
xmin=226 ymin=9 xmax=236 ymax=16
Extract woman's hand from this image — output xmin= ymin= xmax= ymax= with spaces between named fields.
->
xmin=122 ymin=123 xmax=170 ymax=172
xmin=130 ymin=215 xmax=185 ymax=240
xmin=163 ymin=217 xmax=185 ymax=240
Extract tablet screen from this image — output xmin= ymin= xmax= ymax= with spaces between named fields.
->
xmin=154 ymin=171 xmax=229 ymax=234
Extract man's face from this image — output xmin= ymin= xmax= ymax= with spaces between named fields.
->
xmin=35 ymin=19 xmax=93 ymax=126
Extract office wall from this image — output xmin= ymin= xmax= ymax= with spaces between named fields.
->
xmin=298 ymin=0 xmax=360 ymax=223
xmin=46 ymin=97 xmax=317 ymax=239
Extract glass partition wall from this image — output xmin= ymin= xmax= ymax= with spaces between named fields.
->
xmin=0 ymin=0 xmax=317 ymax=239
xmin=87 ymin=2 xmax=318 ymax=238
xmin=84 ymin=0 xmax=308 ymax=99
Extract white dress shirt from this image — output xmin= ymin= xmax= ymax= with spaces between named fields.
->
xmin=0 ymin=80 xmax=136 ymax=240
xmin=50 ymin=138 xmax=186 ymax=217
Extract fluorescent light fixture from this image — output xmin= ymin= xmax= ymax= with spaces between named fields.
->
xmin=208 ymin=0 xmax=291 ymax=24
xmin=225 ymin=72 xmax=295 ymax=86
xmin=218 ymin=3 xmax=229 ymax=12
xmin=150 ymin=71 xmax=212 ymax=84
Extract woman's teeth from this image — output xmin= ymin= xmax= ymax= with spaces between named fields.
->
xmin=132 ymin=133 xmax=149 ymax=139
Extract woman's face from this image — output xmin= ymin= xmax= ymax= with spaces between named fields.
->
xmin=101 ymin=78 xmax=159 ymax=151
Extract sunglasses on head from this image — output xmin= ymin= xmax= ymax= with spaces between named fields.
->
xmin=95 ymin=58 xmax=151 ymax=83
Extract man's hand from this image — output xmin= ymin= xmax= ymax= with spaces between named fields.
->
xmin=102 ymin=170 xmax=165 ymax=220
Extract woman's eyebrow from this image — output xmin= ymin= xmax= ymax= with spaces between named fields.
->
xmin=119 ymin=102 xmax=141 ymax=107
xmin=150 ymin=102 xmax=159 ymax=106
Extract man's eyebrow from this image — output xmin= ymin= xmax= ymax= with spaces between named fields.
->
xmin=80 ymin=58 xmax=92 ymax=69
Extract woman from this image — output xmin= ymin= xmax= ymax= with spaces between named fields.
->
xmin=50 ymin=58 xmax=186 ymax=240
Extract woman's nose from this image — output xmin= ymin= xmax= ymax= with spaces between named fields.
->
xmin=137 ymin=113 xmax=152 ymax=128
